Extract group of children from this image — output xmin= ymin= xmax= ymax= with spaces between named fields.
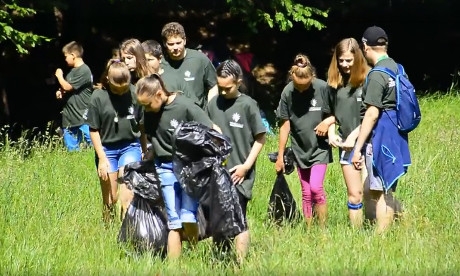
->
xmin=55 ymin=22 xmax=410 ymax=261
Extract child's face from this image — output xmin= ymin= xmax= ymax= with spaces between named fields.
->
xmin=217 ymin=76 xmax=240 ymax=99
xmin=146 ymin=54 xmax=161 ymax=73
xmin=64 ymin=52 xmax=75 ymax=67
xmin=338 ymin=51 xmax=354 ymax=75
xmin=121 ymin=51 xmax=137 ymax=72
xmin=292 ymin=74 xmax=312 ymax=92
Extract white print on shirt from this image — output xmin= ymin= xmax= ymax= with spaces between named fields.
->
xmin=309 ymin=98 xmax=321 ymax=111
xmin=388 ymin=78 xmax=395 ymax=88
xmin=126 ymin=106 xmax=135 ymax=119
xmin=229 ymin=113 xmax=244 ymax=128
xmin=184 ymin=70 xmax=195 ymax=81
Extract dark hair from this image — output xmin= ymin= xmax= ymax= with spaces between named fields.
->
xmin=161 ymin=22 xmax=186 ymax=41
xmin=289 ymin=53 xmax=316 ymax=79
xmin=216 ymin=59 xmax=243 ymax=81
xmin=99 ymin=59 xmax=131 ymax=89
xmin=141 ymin=40 xmax=163 ymax=58
xmin=62 ymin=41 xmax=84 ymax=57
xmin=136 ymin=73 xmax=172 ymax=97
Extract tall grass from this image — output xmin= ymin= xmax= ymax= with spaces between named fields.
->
xmin=1 ymin=95 xmax=459 ymax=275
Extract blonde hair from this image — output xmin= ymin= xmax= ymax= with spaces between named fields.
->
xmin=327 ymin=38 xmax=370 ymax=89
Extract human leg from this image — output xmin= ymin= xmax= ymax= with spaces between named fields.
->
xmin=157 ymin=161 xmax=183 ymax=259
xmin=365 ymin=143 xmax=395 ymax=234
xmin=342 ymin=164 xmax=364 ymax=228
xmin=297 ymin=167 xmax=313 ymax=227
xmin=234 ymin=191 xmax=250 ymax=264
xmin=309 ymin=164 xmax=328 ymax=228
xmin=95 ymin=151 xmax=119 ymax=224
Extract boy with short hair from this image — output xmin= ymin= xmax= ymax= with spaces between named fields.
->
xmin=55 ymin=41 xmax=93 ymax=151
xmin=141 ymin=39 xmax=163 ymax=74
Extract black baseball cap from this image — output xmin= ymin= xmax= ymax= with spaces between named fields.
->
xmin=362 ymin=26 xmax=388 ymax=46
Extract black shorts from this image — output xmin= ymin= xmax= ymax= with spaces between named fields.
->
xmin=237 ymin=190 xmax=249 ymax=222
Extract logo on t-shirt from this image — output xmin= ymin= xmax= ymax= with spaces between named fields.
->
xmin=356 ymin=87 xmax=363 ymax=102
xmin=170 ymin=119 xmax=179 ymax=129
xmin=388 ymin=78 xmax=395 ymax=88
xmin=229 ymin=113 xmax=244 ymax=128
xmin=126 ymin=106 xmax=135 ymax=119
xmin=184 ymin=70 xmax=195 ymax=81
xmin=309 ymin=98 xmax=321 ymax=111
xmin=82 ymin=108 xmax=88 ymax=120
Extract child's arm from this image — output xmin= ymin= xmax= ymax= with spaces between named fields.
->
xmin=229 ymin=132 xmax=266 ymax=185
xmin=55 ymin=68 xmax=73 ymax=92
xmin=90 ymin=128 xmax=110 ymax=181
xmin=314 ymin=115 xmax=336 ymax=136
xmin=327 ymin=123 xmax=342 ymax=148
xmin=342 ymin=125 xmax=361 ymax=151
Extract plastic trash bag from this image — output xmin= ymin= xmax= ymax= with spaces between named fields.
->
xmin=118 ymin=161 xmax=168 ymax=255
xmin=267 ymin=173 xmax=300 ymax=225
xmin=172 ymin=121 xmax=247 ymax=239
xmin=268 ymin=147 xmax=296 ymax=175
xmin=118 ymin=196 xmax=168 ymax=255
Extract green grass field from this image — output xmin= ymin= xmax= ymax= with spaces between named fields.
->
xmin=1 ymin=94 xmax=459 ymax=275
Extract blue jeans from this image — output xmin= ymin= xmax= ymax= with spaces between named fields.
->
xmin=95 ymin=141 xmax=142 ymax=173
xmin=63 ymin=124 xmax=93 ymax=151
xmin=155 ymin=160 xmax=198 ymax=230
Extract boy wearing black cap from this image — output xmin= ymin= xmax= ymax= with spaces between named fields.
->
xmin=351 ymin=26 xmax=410 ymax=234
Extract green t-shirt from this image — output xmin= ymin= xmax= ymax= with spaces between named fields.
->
xmin=160 ymin=49 xmax=217 ymax=109
xmin=323 ymin=85 xmax=362 ymax=139
xmin=142 ymin=94 xmax=213 ymax=160
xmin=86 ymin=85 xmax=143 ymax=145
xmin=277 ymin=78 xmax=332 ymax=168
xmin=362 ymin=57 xmax=398 ymax=111
xmin=62 ymin=64 xmax=93 ymax=127
xmin=206 ymin=93 xmax=267 ymax=199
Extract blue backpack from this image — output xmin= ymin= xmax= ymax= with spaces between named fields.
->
xmin=367 ymin=63 xmax=421 ymax=133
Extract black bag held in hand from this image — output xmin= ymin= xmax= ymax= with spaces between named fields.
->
xmin=268 ymin=147 xmax=296 ymax=175
xmin=118 ymin=161 xmax=168 ymax=255
xmin=172 ymin=121 xmax=247 ymax=240
xmin=267 ymin=173 xmax=300 ymax=225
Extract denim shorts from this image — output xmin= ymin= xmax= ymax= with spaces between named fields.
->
xmin=339 ymin=148 xmax=353 ymax=165
xmin=95 ymin=141 xmax=142 ymax=173
xmin=63 ymin=124 xmax=93 ymax=151
xmin=155 ymin=160 xmax=198 ymax=230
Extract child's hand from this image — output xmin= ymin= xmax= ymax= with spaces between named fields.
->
xmin=314 ymin=121 xmax=328 ymax=136
xmin=351 ymin=151 xmax=364 ymax=170
xmin=229 ymin=164 xmax=249 ymax=185
xmin=55 ymin=90 xmax=63 ymax=99
xmin=98 ymin=158 xmax=110 ymax=181
xmin=55 ymin=68 xmax=63 ymax=78
xmin=328 ymin=134 xmax=342 ymax=148
xmin=275 ymin=156 xmax=285 ymax=174
xmin=341 ymin=137 xmax=356 ymax=151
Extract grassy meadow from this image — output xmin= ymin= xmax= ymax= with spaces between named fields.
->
xmin=0 ymin=94 xmax=459 ymax=275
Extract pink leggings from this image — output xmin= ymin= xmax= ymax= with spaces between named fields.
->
xmin=296 ymin=164 xmax=327 ymax=218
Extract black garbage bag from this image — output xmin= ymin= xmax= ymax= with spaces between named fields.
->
xmin=122 ymin=161 xmax=163 ymax=203
xmin=118 ymin=196 xmax=168 ymax=255
xmin=172 ymin=121 xmax=247 ymax=239
xmin=118 ymin=161 xmax=168 ymax=255
xmin=268 ymin=147 xmax=296 ymax=175
xmin=267 ymin=173 xmax=301 ymax=225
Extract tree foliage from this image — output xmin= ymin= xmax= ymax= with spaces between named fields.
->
xmin=0 ymin=1 xmax=51 ymax=54
xmin=226 ymin=0 xmax=328 ymax=32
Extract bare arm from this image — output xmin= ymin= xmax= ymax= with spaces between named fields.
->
xmin=229 ymin=132 xmax=266 ymax=185
xmin=275 ymin=119 xmax=290 ymax=173
xmin=90 ymin=129 xmax=109 ymax=180
xmin=315 ymin=115 xmax=336 ymax=136
xmin=351 ymin=105 xmax=380 ymax=169
xmin=207 ymin=84 xmax=218 ymax=103
xmin=55 ymin=69 xmax=73 ymax=92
